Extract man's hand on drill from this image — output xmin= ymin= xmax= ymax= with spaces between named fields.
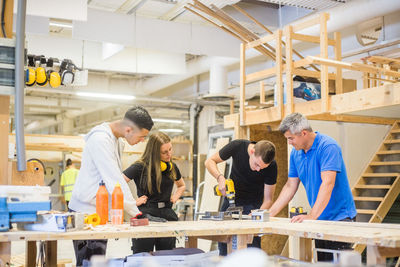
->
xmin=218 ymin=176 xmax=227 ymax=196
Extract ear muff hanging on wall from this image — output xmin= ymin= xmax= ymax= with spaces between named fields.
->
xmin=25 ymin=68 xmax=36 ymax=86
xmin=48 ymin=71 xmax=61 ymax=88
xmin=25 ymin=55 xmax=36 ymax=86
xmin=46 ymin=58 xmax=61 ymax=88
xmin=35 ymin=56 xmax=48 ymax=86
xmin=160 ymin=161 xmax=173 ymax=172
xmin=60 ymin=59 xmax=75 ymax=85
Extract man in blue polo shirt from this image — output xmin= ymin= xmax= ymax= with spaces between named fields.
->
xmin=269 ymin=113 xmax=356 ymax=262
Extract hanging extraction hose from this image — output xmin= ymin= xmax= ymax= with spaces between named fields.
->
xmin=191 ymin=104 xmax=203 ymax=200
xmin=15 ymin=0 xmax=27 ymax=171
xmin=1 ymin=0 xmax=6 ymax=37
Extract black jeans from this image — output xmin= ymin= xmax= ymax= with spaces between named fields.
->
xmin=218 ymin=198 xmax=261 ymax=256
xmin=69 ymin=208 xmax=107 ymax=267
xmin=131 ymin=205 xmax=178 ymax=254
xmin=315 ymin=217 xmax=356 ymax=262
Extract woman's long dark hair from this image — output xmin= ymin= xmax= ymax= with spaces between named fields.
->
xmin=137 ymin=131 xmax=176 ymax=194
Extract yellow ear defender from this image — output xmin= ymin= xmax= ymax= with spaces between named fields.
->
xmin=160 ymin=161 xmax=173 ymax=172
xmin=46 ymin=58 xmax=61 ymax=88
xmin=25 ymin=68 xmax=36 ymax=86
xmin=25 ymin=55 xmax=36 ymax=86
xmin=35 ymin=56 xmax=48 ymax=86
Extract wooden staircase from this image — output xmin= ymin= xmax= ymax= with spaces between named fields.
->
xmin=352 ymin=121 xmax=400 ymax=253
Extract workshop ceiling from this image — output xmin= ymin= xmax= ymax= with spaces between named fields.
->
xmin=17 ymin=0 xmax=352 ymax=137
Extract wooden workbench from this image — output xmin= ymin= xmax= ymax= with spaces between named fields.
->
xmin=2 ymin=217 xmax=400 ymax=266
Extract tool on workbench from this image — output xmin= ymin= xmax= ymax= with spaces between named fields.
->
xmin=200 ymin=178 xmax=243 ymax=220
xmin=251 ymin=209 xmax=270 ymax=222
xmin=0 ymin=186 xmax=52 ymax=231
xmin=289 ymin=207 xmax=307 ymax=218
xmin=23 ymin=212 xmax=85 ymax=232
xmin=85 ymin=213 xmax=100 ymax=226
xmin=130 ymin=212 xmax=149 ymax=226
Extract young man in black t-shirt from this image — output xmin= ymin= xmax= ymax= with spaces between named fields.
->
xmin=205 ymin=139 xmax=277 ymax=255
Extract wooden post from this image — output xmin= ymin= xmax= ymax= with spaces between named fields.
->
xmin=362 ymin=59 xmax=370 ymax=89
xmin=230 ymin=100 xmax=235 ymax=114
xmin=259 ymin=81 xmax=265 ymax=104
xmin=284 ymin=26 xmax=294 ymax=114
xmin=0 ymin=96 xmax=10 ymax=185
xmin=240 ymin=43 xmax=246 ymax=126
xmin=44 ymin=241 xmax=57 ymax=266
xmin=299 ymin=238 xmax=313 ymax=262
xmin=0 ymin=242 xmax=11 ymax=266
xmin=334 ymin=32 xmax=343 ymax=95
xmin=276 ymin=30 xmax=284 ymax=119
xmin=320 ymin=13 xmax=329 ymax=112
xmin=26 ymin=241 xmax=37 ymax=267
xmin=185 ymin=237 xmax=198 ymax=248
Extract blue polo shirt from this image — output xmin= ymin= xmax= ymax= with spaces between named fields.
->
xmin=288 ymin=132 xmax=357 ymax=221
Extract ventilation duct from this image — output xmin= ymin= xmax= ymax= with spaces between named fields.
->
xmin=202 ymin=63 xmax=233 ymax=101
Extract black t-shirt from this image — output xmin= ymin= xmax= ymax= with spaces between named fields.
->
xmin=219 ymin=139 xmax=277 ymax=206
xmin=123 ymin=162 xmax=182 ymax=203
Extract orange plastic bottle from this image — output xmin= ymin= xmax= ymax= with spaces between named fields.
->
xmin=96 ymin=180 xmax=109 ymax=225
xmin=111 ymin=183 xmax=124 ymax=225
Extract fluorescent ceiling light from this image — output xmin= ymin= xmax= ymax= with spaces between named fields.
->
xmin=153 ymin=118 xmax=183 ymax=124
xmin=159 ymin=129 xmax=184 ymax=133
xmin=49 ymin=22 xmax=73 ymax=29
xmin=76 ymin=91 xmax=135 ymax=100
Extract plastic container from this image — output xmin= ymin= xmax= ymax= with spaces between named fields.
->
xmin=96 ymin=180 xmax=109 ymax=225
xmin=111 ymin=183 xmax=123 ymax=225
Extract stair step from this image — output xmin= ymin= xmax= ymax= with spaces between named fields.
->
xmin=357 ymin=209 xmax=376 ymax=215
xmin=354 ymin=185 xmax=391 ymax=189
xmin=391 ymin=129 xmax=400 ymax=134
xmin=370 ymin=161 xmax=400 ymax=166
xmin=363 ymin=173 xmax=400 ymax=177
xmin=377 ymin=150 xmax=400 ymax=155
xmin=353 ymin=196 xmax=384 ymax=201
xmin=384 ymin=140 xmax=400 ymax=144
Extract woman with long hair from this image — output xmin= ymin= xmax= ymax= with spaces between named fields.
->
xmin=123 ymin=131 xmax=186 ymax=253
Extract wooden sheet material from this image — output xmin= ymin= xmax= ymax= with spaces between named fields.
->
xmin=198 ymin=137 xmax=230 ymax=251
xmin=2 ymin=218 xmax=400 ymax=248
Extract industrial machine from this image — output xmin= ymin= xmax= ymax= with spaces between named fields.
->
xmin=0 ymin=186 xmax=52 ymax=231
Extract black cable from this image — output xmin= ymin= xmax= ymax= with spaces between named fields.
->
xmin=1 ymin=0 xmax=6 ymax=38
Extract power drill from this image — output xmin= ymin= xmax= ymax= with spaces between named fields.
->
xmin=214 ymin=178 xmax=236 ymax=207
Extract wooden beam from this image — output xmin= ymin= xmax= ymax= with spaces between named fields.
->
xmin=184 ymin=6 xmax=246 ymax=42
xmin=259 ymin=81 xmax=265 ymax=104
xmin=362 ymin=59 xmax=370 ymax=89
xmin=330 ymin=83 xmax=400 ymax=115
xmin=245 ymin=32 xmax=275 ymax=50
xmin=240 ymin=43 xmax=246 ymax=126
xmin=293 ymin=68 xmax=336 ymax=80
xmin=292 ymin=15 xmax=323 ymax=32
xmin=292 ymin=32 xmax=335 ymax=46
xmin=231 ymin=4 xmax=319 ymax=72
xmin=320 ymin=12 xmax=329 ymax=112
xmin=246 ymin=67 xmax=276 ymax=83
xmin=308 ymin=114 xmax=398 ymax=125
xmin=0 ymin=96 xmax=9 ymax=185
xmin=334 ymin=32 xmax=343 ymax=94
xmin=307 ymin=56 xmax=400 ymax=78
xmin=285 ymin=26 xmax=294 ymax=114
xmin=276 ymin=29 xmax=284 ymax=119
